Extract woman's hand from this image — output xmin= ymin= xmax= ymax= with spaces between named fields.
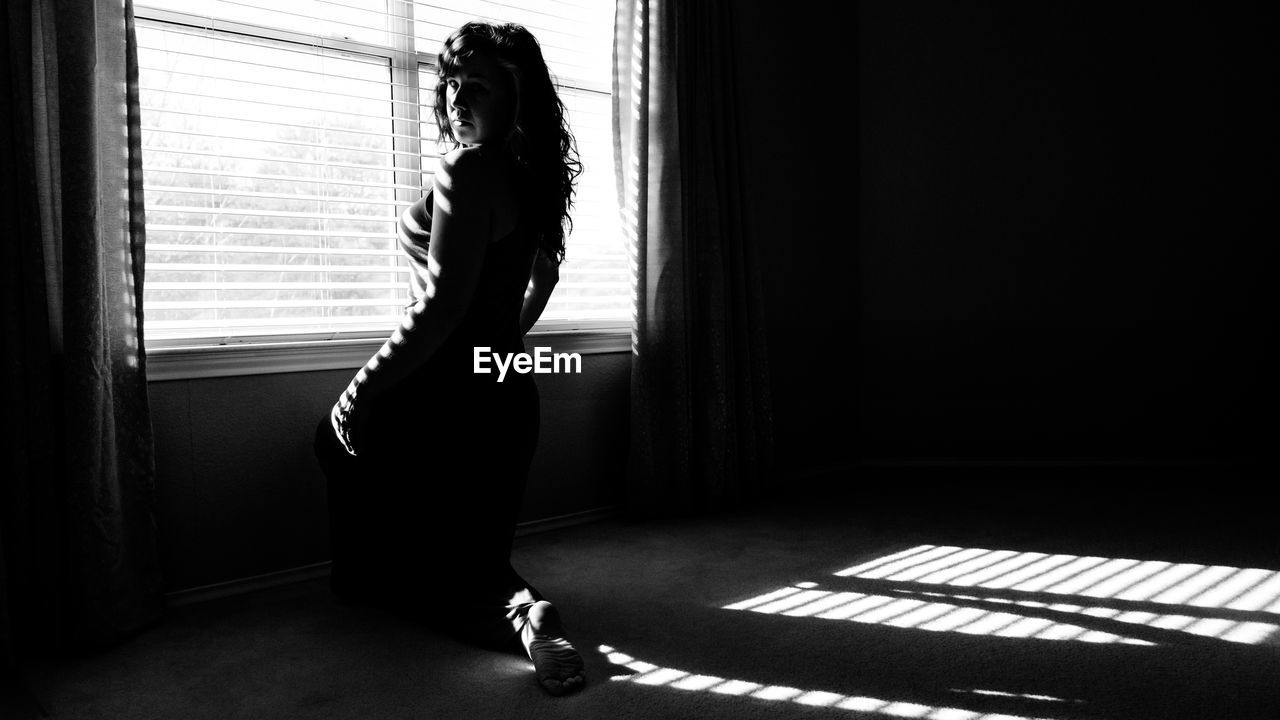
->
xmin=330 ymin=386 xmax=368 ymax=457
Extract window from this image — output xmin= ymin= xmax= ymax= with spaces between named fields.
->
xmin=135 ymin=0 xmax=626 ymax=350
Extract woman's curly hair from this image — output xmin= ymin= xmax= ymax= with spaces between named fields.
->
xmin=433 ymin=21 xmax=582 ymax=265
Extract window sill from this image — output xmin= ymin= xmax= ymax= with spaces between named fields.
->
xmin=146 ymin=327 xmax=632 ymax=381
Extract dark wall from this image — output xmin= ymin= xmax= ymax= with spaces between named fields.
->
xmin=734 ymin=2 xmax=860 ymax=479
xmin=856 ymin=3 xmax=1276 ymax=462
xmin=150 ymin=351 xmax=630 ymax=593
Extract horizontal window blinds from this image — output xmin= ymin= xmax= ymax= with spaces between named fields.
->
xmin=135 ymin=0 xmax=625 ymax=345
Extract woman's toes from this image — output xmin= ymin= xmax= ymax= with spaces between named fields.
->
xmin=523 ymin=602 xmax=586 ymax=696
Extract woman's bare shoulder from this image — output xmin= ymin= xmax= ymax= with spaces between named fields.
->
xmin=437 ymin=147 xmax=504 ymax=195
xmin=435 ymin=147 xmax=517 ymax=223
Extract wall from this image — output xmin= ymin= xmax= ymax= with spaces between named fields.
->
xmin=735 ymin=1 xmax=1274 ymax=484
xmin=149 ymin=350 xmax=630 ymax=593
xmin=732 ymin=2 xmax=861 ymax=479
xmin=854 ymin=3 xmax=1275 ymax=462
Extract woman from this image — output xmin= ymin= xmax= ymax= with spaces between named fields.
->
xmin=314 ymin=21 xmax=585 ymax=696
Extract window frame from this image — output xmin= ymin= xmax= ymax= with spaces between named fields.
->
xmin=134 ymin=4 xmax=630 ymax=378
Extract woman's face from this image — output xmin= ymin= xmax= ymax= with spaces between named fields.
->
xmin=444 ymin=51 xmax=515 ymax=147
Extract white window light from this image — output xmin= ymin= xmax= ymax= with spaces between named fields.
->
xmin=134 ymin=0 xmax=628 ymax=353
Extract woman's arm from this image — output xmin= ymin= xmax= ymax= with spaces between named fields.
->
xmin=519 ymin=249 xmax=560 ymax=335
xmin=331 ymin=148 xmax=493 ymax=455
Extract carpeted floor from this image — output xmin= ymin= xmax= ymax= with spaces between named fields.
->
xmin=11 ymin=482 xmax=1280 ymax=720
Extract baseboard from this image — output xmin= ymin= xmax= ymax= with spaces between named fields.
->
xmin=781 ymin=462 xmax=859 ymax=485
xmin=779 ymin=457 xmax=1262 ymax=496
xmin=165 ymin=562 xmax=333 ymax=607
xmin=778 ymin=457 xmax=1258 ymax=483
xmin=164 ymin=505 xmax=621 ymax=607
xmin=857 ymin=456 xmax=1259 ymax=468
xmin=514 ymin=505 xmax=622 ymax=538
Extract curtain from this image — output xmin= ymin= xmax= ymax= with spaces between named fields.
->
xmin=614 ymin=0 xmax=775 ymax=515
xmin=1 ymin=0 xmax=162 ymax=667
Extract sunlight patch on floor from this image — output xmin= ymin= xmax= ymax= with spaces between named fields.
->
xmin=721 ymin=545 xmax=1280 ymax=646
xmin=599 ymin=644 xmax=1061 ymax=720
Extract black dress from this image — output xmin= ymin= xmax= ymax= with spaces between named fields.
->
xmin=314 ymin=190 xmax=544 ymax=651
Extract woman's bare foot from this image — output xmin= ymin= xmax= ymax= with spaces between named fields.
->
xmin=522 ymin=600 xmax=585 ymax=696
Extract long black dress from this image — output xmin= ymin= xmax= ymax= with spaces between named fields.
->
xmin=314 ymin=190 xmax=544 ymax=652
